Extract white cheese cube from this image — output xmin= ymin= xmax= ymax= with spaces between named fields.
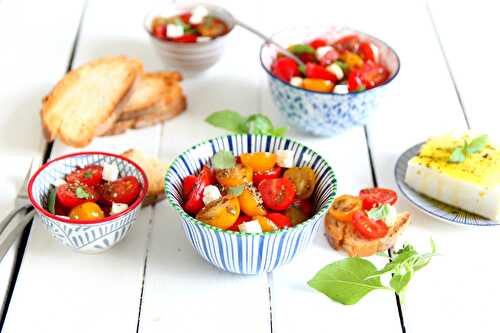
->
xmin=111 ymin=202 xmax=129 ymax=215
xmin=102 ymin=163 xmax=119 ymax=182
xmin=203 ymin=185 xmax=221 ymax=205
xmin=52 ymin=178 xmax=67 ymax=187
xmin=289 ymin=76 xmax=304 ymax=87
xmin=326 ymin=63 xmax=344 ymax=80
xmin=190 ymin=5 xmax=208 ymax=24
xmin=238 ymin=220 xmax=262 ymax=233
xmin=316 ymin=46 xmax=334 ymax=60
xmin=276 ymin=150 xmax=294 ymax=168
xmin=333 ymin=84 xmax=349 ymax=94
xmin=196 ymin=36 xmax=212 ymax=43
xmin=166 ymin=24 xmax=184 ymax=38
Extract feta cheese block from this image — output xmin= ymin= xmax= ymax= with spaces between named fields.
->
xmin=238 ymin=220 xmax=262 ymax=233
xmin=276 ymin=150 xmax=294 ymax=168
xmin=203 ymin=185 xmax=221 ymax=205
xmin=102 ymin=163 xmax=119 ymax=181
xmin=405 ymin=134 xmax=500 ymax=220
xmin=111 ymin=202 xmax=129 ymax=215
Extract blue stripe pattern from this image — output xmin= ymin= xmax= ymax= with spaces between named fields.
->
xmin=166 ymin=135 xmax=337 ymax=274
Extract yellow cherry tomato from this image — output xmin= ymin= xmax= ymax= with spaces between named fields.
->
xmin=216 ymin=164 xmax=253 ymax=188
xmin=240 ymin=152 xmax=277 ymax=172
xmin=329 ymin=194 xmax=363 ymax=223
xmin=69 ymin=202 xmax=105 ymax=220
xmin=238 ymin=187 xmax=266 ymax=216
xmin=303 ymin=78 xmax=334 ymax=93
xmin=339 ymin=51 xmax=364 ymax=72
xmin=283 ymin=167 xmax=317 ymax=199
xmin=253 ymin=215 xmax=278 ymax=232
xmin=196 ymin=196 xmax=240 ymax=230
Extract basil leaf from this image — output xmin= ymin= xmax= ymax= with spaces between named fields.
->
xmin=367 ymin=204 xmax=390 ymax=220
xmin=448 ymin=147 xmax=465 ymax=163
xmin=308 ymin=257 xmax=389 ymax=305
xmin=47 ymin=187 xmax=57 ymax=214
xmin=298 ymin=64 xmax=306 ymax=76
xmin=245 ymin=114 xmax=274 ymax=135
xmin=205 ymin=110 xmax=248 ymax=134
xmin=227 ymin=184 xmax=245 ymax=196
xmin=289 ymin=44 xmax=316 ymax=55
xmin=83 ymin=171 xmax=93 ymax=179
xmin=390 ymin=269 xmax=413 ymax=295
xmin=212 ymin=151 xmax=235 ymax=170
xmin=269 ymin=127 xmax=288 ymax=137
xmin=75 ymin=186 xmax=90 ymax=199
xmin=466 ymin=134 xmax=488 ymax=154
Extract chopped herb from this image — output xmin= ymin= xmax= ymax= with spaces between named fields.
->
xmin=75 ymin=186 xmax=91 ymax=199
xmin=448 ymin=134 xmax=489 ymax=163
xmin=83 ymin=171 xmax=93 ymax=179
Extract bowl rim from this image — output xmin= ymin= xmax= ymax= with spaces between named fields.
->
xmin=165 ymin=134 xmax=337 ymax=236
xmin=28 ymin=151 xmax=149 ymax=225
xmin=259 ymin=25 xmax=401 ymax=96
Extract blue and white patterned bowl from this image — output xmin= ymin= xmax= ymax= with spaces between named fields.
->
xmin=28 ymin=152 xmax=149 ymax=253
xmin=165 ymin=135 xmax=337 ymax=274
xmin=260 ymin=26 xmax=400 ymax=137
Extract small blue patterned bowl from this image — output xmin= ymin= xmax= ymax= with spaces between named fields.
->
xmin=260 ymin=26 xmax=400 ymax=137
xmin=28 ymin=152 xmax=149 ymax=253
xmin=165 ymin=135 xmax=337 ymax=274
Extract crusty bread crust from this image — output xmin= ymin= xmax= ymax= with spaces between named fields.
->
xmin=324 ymin=209 xmax=411 ymax=257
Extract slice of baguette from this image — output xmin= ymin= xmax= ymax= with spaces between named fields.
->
xmin=324 ymin=209 xmax=411 ymax=257
xmin=122 ymin=149 xmax=169 ymax=206
xmin=41 ymin=56 xmax=143 ymax=147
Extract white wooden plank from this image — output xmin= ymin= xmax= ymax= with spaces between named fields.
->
xmin=0 ymin=0 xmax=84 ymax=316
xmin=2 ymin=0 xmax=165 ymax=332
xmin=366 ymin=1 xmax=500 ymax=332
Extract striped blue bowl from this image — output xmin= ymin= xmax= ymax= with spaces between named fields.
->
xmin=165 ymin=135 xmax=337 ymax=274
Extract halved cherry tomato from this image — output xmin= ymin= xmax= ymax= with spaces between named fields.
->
xmin=266 ymin=212 xmax=292 ymax=229
xmin=309 ymin=38 xmax=328 ymax=49
xmin=240 ymin=152 xmax=277 ymax=172
xmin=57 ymin=183 xmax=98 ymax=208
xmin=179 ymin=12 xmax=192 ymax=24
xmin=153 ymin=24 xmax=167 ymax=40
xmin=333 ymin=35 xmax=361 ymax=53
xmin=253 ymin=166 xmax=282 ymax=187
xmin=284 ymin=206 xmax=309 ymax=226
xmin=182 ymin=175 xmax=197 ymax=199
xmin=299 ymin=53 xmax=317 ymax=63
xmin=238 ymin=186 xmax=266 ymax=216
xmin=319 ymin=49 xmax=340 ymax=66
xmin=305 ymin=63 xmax=337 ymax=82
xmin=258 ymin=178 xmax=295 ymax=211
xmin=291 ymin=198 xmax=314 ymax=217
xmin=283 ymin=167 xmax=316 ymax=199
xmin=184 ymin=166 xmax=214 ymax=215
xmin=66 ymin=165 xmax=103 ymax=186
xmin=198 ymin=17 xmax=228 ymax=38
xmin=272 ymin=57 xmax=299 ymax=82
xmin=99 ymin=176 xmax=141 ymax=205
xmin=303 ymin=78 xmax=333 ymax=93
xmin=172 ymin=35 xmax=197 ymax=43
xmin=329 ymin=194 xmax=363 ymax=223
xmin=254 ymin=215 xmax=278 ymax=232
xmin=216 ymin=164 xmax=253 ymax=188
xmin=339 ymin=51 xmax=364 ymax=72
xmin=228 ymin=214 xmax=252 ymax=231
xmin=69 ymin=202 xmax=105 ymax=220
xmin=359 ymin=42 xmax=377 ymax=62
xmin=359 ymin=188 xmax=397 ymax=210
xmin=348 ymin=62 xmax=389 ymax=92
xmin=348 ymin=69 xmax=365 ymax=92
xmin=352 ymin=210 xmax=388 ymax=240
xmin=196 ymin=196 xmax=240 ymax=230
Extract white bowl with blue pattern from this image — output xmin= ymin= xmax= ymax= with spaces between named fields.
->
xmin=28 ymin=152 xmax=149 ymax=253
xmin=165 ymin=134 xmax=337 ymax=275
xmin=260 ymin=26 xmax=400 ymax=137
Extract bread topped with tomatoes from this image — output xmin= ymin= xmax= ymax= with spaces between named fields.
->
xmin=324 ymin=188 xmax=411 ymax=257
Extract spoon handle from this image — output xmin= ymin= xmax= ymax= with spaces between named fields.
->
xmin=232 ymin=18 xmax=306 ymax=68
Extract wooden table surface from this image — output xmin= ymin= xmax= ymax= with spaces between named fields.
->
xmin=0 ymin=0 xmax=498 ymax=332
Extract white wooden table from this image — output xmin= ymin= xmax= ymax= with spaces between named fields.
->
xmin=0 ymin=0 xmax=498 ymax=332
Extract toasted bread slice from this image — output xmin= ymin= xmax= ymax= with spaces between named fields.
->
xmin=41 ymin=56 xmax=143 ymax=147
xmin=324 ymin=209 xmax=411 ymax=257
xmin=122 ymin=149 xmax=169 ymax=206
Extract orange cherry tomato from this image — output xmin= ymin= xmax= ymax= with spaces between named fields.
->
xmin=303 ymin=78 xmax=333 ymax=93
xmin=197 ymin=17 xmax=228 ymax=38
xmin=339 ymin=51 xmax=364 ymax=72
xmin=283 ymin=167 xmax=317 ymax=199
xmin=215 ymin=164 xmax=253 ymax=188
xmin=196 ymin=196 xmax=240 ymax=230
xmin=69 ymin=202 xmax=105 ymax=220
xmin=240 ymin=152 xmax=277 ymax=172
xmin=329 ymin=195 xmax=363 ymax=223
xmin=253 ymin=215 xmax=278 ymax=232
xmin=238 ymin=186 xmax=266 ymax=217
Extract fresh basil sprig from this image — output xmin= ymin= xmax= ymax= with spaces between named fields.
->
xmin=206 ymin=110 xmax=287 ymax=137
xmin=308 ymin=239 xmax=437 ymax=305
xmin=448 ymin=134 xmax=488 ymax=163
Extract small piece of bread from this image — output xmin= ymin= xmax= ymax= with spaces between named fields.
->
xmin=41 ymin=56 xmax=143 ymax=147
xmin=324 ymin=209 xmax=411 ymax=257
xmin=122 ymin=149 xmax=169 ymax=206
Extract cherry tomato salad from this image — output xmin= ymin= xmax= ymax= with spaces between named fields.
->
xmin=46 ymin=163 xmax=142 ymax=221
xmin=181 ymin=149 xmax=317 ymax=233
xmin=151 ymin=5 xmax=230 ymax=43
xmin=330 ymin=188 xmax=398 ymax=240
xmin=271 ymin=34 xmax=390 ymax=93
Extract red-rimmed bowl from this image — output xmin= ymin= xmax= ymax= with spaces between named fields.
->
xmin=28 ymin=152 xmax=149 ymax=253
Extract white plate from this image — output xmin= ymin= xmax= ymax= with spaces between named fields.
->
xmin=395 ymin=142 xmax=499 ymax=226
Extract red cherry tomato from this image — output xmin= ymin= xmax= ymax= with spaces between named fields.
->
xmin=299 ymin=53 xmax=317 ymax=64
xmin=66 ymin=165 xmax=103 ymax=186
xmin=179 ymin=12 xmax=192 ymax=24
xmin=258 ymin=178 xmax=295 ymax=211
xmin=253 ymin=166 xmax=282 ymax=187
xmin=266 ymin=212 xmax=292 ymax=229
xmin=348 ymin=68 xmax=364 ymax=92
xmin=272 ymin=57 xmax=298 ymax=82
xmin=359 ymin=188 xmax=398 ymax=210
xmin=319 ymin=49 xmax=340 ymax=66
xmin=153 ymin=25 xmax=167 ymax=40
xmin=57 ymin=183 xmax=98 ymax=208
xmin=172 ymin=34 xmax=197 ymax=43
xmin=348 ymin=62 xmax=389 ymax=92
xmin=333 ymin=35 xmax=361 ymax=53
xmin=182 ymin=175 xmax=198 ymax=199
xmin=309 ymin=38 xmax=328 ymax=49
xmin=99 ymin=176 xmax=141 ymax=205
xmin=305 ymin=63 xmax=337 ymax=82
xmin=359 ymin=42 xmax=377 ymax=62
xmin=183 ymin=166 xmax=214 ymax=215
xmin=352 ymin=210 xmax=388 ymax=240
xmin=290 ymin=198 xmax=314 ymax=217
xmin=228 ymin=215 xmax=253 ymax=231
